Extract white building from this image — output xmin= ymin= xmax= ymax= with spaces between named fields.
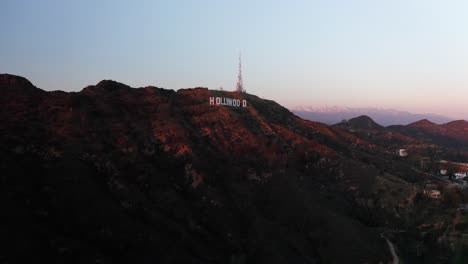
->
xmin=398 ymin=149 xmax=408 ymax=157
xmin=454 ymin=172 xmax=467 ymax=180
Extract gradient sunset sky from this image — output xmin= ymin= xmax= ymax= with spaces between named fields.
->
xmin=2 ymin=0 xmax=468 ymax=119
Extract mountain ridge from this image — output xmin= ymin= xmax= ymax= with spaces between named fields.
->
xmin=408 ymin=119 xmax=439 ymax=128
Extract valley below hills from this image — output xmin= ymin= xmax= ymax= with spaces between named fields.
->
xmin=2 ymin=73 xmax=468 ymax=263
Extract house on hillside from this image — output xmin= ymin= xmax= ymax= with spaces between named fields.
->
xmin=423 ymin=183 xmax=441 ymax=199
xmin=430 ymin=190 xmax=441 ymax=199
xmin=427 ymin=190 xmax=441 ymax=199
xmin=454 ymin=172 xmax=467 ymax=180
xmin=398 ymin=149 xmax=408 ymax=157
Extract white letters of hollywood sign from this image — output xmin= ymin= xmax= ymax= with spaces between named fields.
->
xmin=209 ymin=97 xmax=247 ymax=108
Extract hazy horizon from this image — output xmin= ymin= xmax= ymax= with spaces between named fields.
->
xmin=2 ymin=0 xmax=468 ymax=119
xmin=290 ymin=104 xmax=457 ymax=120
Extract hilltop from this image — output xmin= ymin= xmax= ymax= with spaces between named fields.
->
xmin=335 ymin=115 xmax=384 ymax=131
xmin=0 ymin=74 xmax=395 ymax=263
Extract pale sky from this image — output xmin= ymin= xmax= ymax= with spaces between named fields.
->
xmin=1 ymin=0 xmax=468 ymax=119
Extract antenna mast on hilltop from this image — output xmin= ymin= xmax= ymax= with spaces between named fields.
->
xmin=236 ymin=53 xmax=245 ymax=93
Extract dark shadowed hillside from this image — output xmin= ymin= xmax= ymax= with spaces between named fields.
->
xmin=0 ymin=74 xmax=396 ymax=264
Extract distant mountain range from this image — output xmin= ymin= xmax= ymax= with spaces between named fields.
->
xmin=291 ymin=105 xmax=453 ymax=126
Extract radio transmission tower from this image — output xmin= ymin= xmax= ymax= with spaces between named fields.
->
xmin=235 ymin=53 xmax=245 ymax=93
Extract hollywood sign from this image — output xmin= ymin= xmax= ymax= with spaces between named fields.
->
xmin=209 ymin=97 xmax=247 ymax=108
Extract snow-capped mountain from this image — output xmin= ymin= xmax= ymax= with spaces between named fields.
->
xmin=290 ymin=105 xmax=453 ymax=126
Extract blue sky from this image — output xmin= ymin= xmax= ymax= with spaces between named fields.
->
xmin=2 ymin=0 xmax=468 ymax=119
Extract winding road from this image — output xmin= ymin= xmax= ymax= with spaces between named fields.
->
xmin=381 ymin=233 xmax=399 ymax=264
